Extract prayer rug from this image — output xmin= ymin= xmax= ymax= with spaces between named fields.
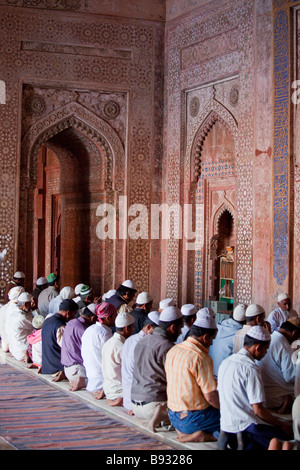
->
xmin=0 ymin=363 xmax=174 ymax=450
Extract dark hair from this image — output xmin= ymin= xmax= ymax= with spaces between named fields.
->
xmin=159 ymin=317 xmax=183 ymax=330
xmin=188 ymin=324 xmax=217 ymax=338
xmin=280 ymin=320 xmax=300 ymax=333
xmin=244 ymin=334 xmax=270 ymax=348
xmin=116 ymin=285 xmax=136 ymax=297
xmin=81 ymin=306 xmax=96 ymax=318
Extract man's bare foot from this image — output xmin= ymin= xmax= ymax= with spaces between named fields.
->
xmin=92 ymin=390 xmax=105 ymax=400
xmin=52 ymin=371 xmax=67 ymax=382
xmin=126 ymin=409 xmax=135 ymax=416
xmin=107 ymin=397 xmax=123 ymax=407
xmin=69 ymin=376 xmax=86 ymax=391
xmin=146 ymin=404 xmax=169 ymax=433
xmin=176 ymin=429 xmax=217 ymax=443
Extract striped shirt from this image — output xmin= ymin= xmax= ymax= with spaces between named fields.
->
xmin=165 ymin=336 xmax=217 ymax=412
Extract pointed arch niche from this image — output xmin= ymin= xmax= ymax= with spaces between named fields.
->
xmin=183 ymin=100 xmax=238 ymax=308
xmin=19 ymin=100 xmax=126 ymax=295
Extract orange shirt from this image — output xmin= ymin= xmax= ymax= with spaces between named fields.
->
xmin=165 ymin=336 xmax=217 ymax=412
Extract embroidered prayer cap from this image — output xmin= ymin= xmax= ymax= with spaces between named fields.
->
xmin=102 ymin=289 xmax=116 ymax=301
xmin=95 ymin=302 xmax=117 ymax=322
xmin=159 ymin=306 xmax=182 ymax=322
xmin=59 ymin=299 xmax=79 ymax=312
xmin=75 ymin=283 xmax=84 ymax=295
xmin=233 ymin=304 xmax=247 ymax=322
xmin=115 ymin=311 xmax=135 ymax=328
xmin=36 ymin=277 xmax=48 ymax=286
xmin=246 ymin=325 xmax=271 ymax=342
xmin=278 ymin=293 xmax=290 ymax=302
xmin=17 ymin=292 xmax=32 ymax=303
xmin=181 ymin=304 xmax=197 ymax=317
xmin=121 ymin=279 xmax=137 ymax=291
xmin=136 ymin=292 xmax=153 ymax=305
xmin=8 ymin=286 xmax=25 ymax=301
xmin=159 ymin=298 xmax=175 ymax=310
xmin=47 ymin=273 xmax=57 ymax=283
xmin=147 ymin=311 xmax=160 ymax=326
xmin=14 ymin=271 xmax=25 ymax=279
xmin=80 ymin=285 xmax=92 ymax=296
xmin=32 ymin=314 xmax=45 ymax=329
xmin=245 ymin=303 xmax=265 ymax=318
xmin=194 ymin=307 xmax=217 ymax=329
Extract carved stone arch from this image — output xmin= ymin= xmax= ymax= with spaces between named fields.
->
xmin=213 ymin=201 xmax=235 ymax=237
xmin=187 ymin=98 xmax=238 ymax=184
xmin=19 ymin=101 xmax=126 ymax=293
xmin=21 ymin=101 xmax=125 ymax=193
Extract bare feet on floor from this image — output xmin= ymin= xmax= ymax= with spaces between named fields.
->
xmin=176 ymin=430 xmax=217 ymax=443
xmin=107 ymin=397 xmax=123 ymax=407
xmin=92 ymin=390 xmax=105 ymax=400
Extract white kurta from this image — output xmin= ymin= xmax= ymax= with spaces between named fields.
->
xmin=121 ymin=330 xmax=146 ymax=410
xmin=102 ymin=332 xmax=125 ymax=400
xmin=266 ymin=307 xmax=292 ymax=333
xmin=218 ymin=348 xmax=266 ymax=433
xmin=5 ymin=304 xmax=33 ymax=361
xmin=81 ymin=322 xmax=112 ymax=392
xmin=258 ymin=331 xmax=295 ymax=408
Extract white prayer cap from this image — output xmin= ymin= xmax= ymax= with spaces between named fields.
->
xmin=8 ymin=286 xmax=24 ymax=301
xmin=17 ymin=292 xmax=32 ymax=303
xmin=148 ymin=311 xmax=160 ymax=326
xmin=246 ymin=325 xmax=271 ymax=342
xmin=159 ymin=298 xmax=175 ymax=310
xmin=59 ymin=286 xmax=75 ymax=299
xmin=32 ymin=314 xmax=45 ymax=329
xmin=87 ymin=303 xmax=97 ymax=314
xmin=233 ymin=304 xmax=247 ymax=322
xmin=115 ymin=311 xmax=135 ymax=328
xmin=14 ymin=271 xmax=25 ymax=279
xmin=102 ymin=289 xmax=116 ymax=301
xmin=245 ymin=304 xmax=265 ymax=318
xmin=75 ymin=283 xmax=84 ymax=295
xmin=194 ymin=307 xmax=217 ymax=329
xmin=136 ymin=292 xmax=153 ymax=304
xmin=36 ymin=277 xmax=48 ymax=286
xmin=159 ymin=306 xmax=182 ymax=322
xmin=278 ymin=293 xmax=290 ymax=302
xmin=181 ymin=304 xmax=197 ymax=316
xmin=121 ymin=279 xmax=137 ymax=290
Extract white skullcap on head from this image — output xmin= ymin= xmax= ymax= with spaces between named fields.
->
xmin=59 ymin=286 xmax=74 ymax=300
xmin=278 ymin=293 xmax=290 ymax=302
xmin=87 ymin=303 xmax=97 ymax=314
xmin=14 ymin=271 xmax=25 ymax=279
xmin=32 ymin=314 xmax=45 ymax=329
xmin=115 ymin=311 xmax=135 ymax=328
xmin=148 ymin=311 xmax=160 ymax=326
xmin=136 ymin=292 xmax=153 ymax=304
xmin=121 ymin=279 xmax=137 ymax=290
xmin=18 ymin=292 xmax=32 ymax=303
xmin=194 ymin=307 xmax=217 ymax=329
xmin=36 ymin=277 xmax=48 ymax=286
xmin=159 ymin=306 xmax=182 ymax=322
xmin=181 ymin=304 xmax=197 ymax=316
xmin=246 ymin=325 xmax=271 ymax=342
xmin=102 ymin=289 xmax=116 ymax=301
xmin=245 ymin=304 xmax=265 ymax=318
xmin=159 ymin=298 xmax=175 ymax=309
xmin=75 ymin=283 xmax=84 ymax=295
xmin=8 ymin=286 xmax=25 ymax=301
xmin=233 ymin=304 xmax=247 ymax=322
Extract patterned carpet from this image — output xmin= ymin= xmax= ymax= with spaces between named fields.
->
xmin=0 ymin=363 xmax=174 ymax=450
